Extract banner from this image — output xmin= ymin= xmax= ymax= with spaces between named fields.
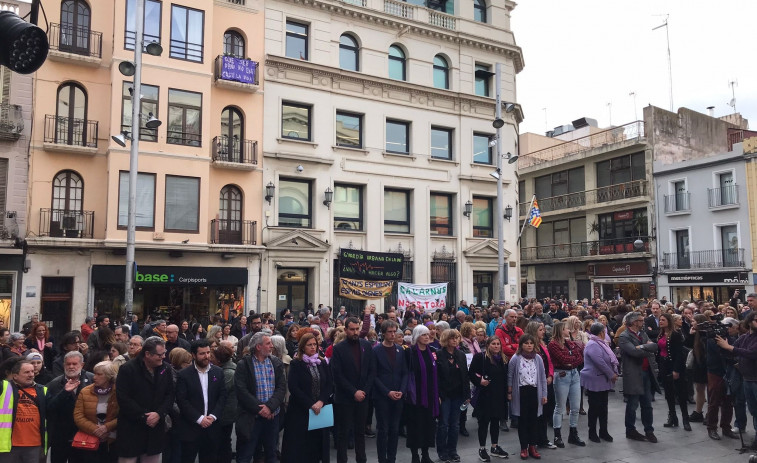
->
xmin=339 ymin=249 xmax=404 ymax=280
xmin=338 ymin=278 xmax=393 ymax=300
xmin=398 ymin=282 xmax=448 ymax=313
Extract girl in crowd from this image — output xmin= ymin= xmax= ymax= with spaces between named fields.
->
xmin=580 ymin=322 xmax=618 ymax=443
xmin=658 ymin=313 xmax=690 ymax=430
xmin=436 ymin=329 xmax=470 ymax=463
xmin=405 ymin=325 xmax=440 ymax=463
xmin=508 ymin=335 xmax=548 ymax=460
xmin=190 ymin=322 xmax=205 ymax=341
xmin=524 ymin=322 xmax=556 ymax=450
xmin=285 ymin=324 xmax=300 ymax=357
xmin=547 ymin=321 xmax=585 ymax=447
xmin=426 ymin=322 xmax=441 ymax=351
xmin=178 ymin=320 xmax=191 ymax=341
xmin=74 ymin=360 xmax=119 ymax=462
xmin=469 ymin=336 xmax=509 ymax=462
xmin=685 ymin=314 xmax=709 ymax=423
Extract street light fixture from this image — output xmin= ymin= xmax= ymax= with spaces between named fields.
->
xmin=463 ymin=200 xmax=473 ymax=218
xmin=111 ymin=131 xmax=132 ymax=147
xmin=323 ymin=187 xmax=333 ymax=209
xmin=504 ymin=205 xmax=513 ymax=222
xmin=265 ymin=182 xmax=276 ymax=204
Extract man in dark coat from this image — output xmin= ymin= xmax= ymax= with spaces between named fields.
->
xmin=165 ymin=324 xmax=191 ymax=354
xmin=176 ymin=339 xmax=227 ymax=463
xmin=372 ymin=320 xmax=408 ymax=463
xmin=644 ymin=301 xmax=662 ymax=342
xmin=331 ymin=317 xmax=376 ymax=463
xmin=46 ymin=351 xmax=93 ymax=463
xmin=115 ymin=336 xmax=174 ymax=463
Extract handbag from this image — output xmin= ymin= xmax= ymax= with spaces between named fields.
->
xmin=71 ymin=431 xmax=100 ymax=451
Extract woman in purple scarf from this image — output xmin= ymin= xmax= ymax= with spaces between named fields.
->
xmin=405 ymin=325 xmax=439 ymax=463
xmin=579 ymin=322 xmax=618 ymax=443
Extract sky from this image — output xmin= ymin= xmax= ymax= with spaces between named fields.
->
xmin=512 ymin=0 xmax=756 ymax=135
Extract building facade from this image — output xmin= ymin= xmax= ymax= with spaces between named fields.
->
xmin=260 ymin=0 xmax=524 ymax=313
xmin=22 ymin=0 xmax=265 ymax=338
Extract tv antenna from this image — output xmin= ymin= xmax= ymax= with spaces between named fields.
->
xmin=728 ymin=79 xmax=738 ymax=112
xmin=653 ymin=14 xmax=673 ymax=112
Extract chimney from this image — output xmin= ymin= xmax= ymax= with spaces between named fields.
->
xmin=707 ymin=106 xmax=715 ymax=117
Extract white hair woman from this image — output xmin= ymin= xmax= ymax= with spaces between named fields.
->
xmin=404 ymin=325 xmax=439 ymax=463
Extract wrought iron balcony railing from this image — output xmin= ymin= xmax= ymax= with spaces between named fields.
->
xmin=210 ymin=219 xmax=257 ymax=245
xmin=519 ymin=180 xmax=647 ymax=216
xmin=48 ymin=23 xmax=102 ymax=58
xmin=212 ymin=136 xmax=257 ymax=165
xmin=44 ymin=115 xmax=98 ymax=148
xmin=0 ymin=104 xmax=23 ymax=139
xmin=662 ymin=248 xmax=745 ymax=270
xmin=520 ymin=236 xmax=652 ymax=262
xmin=39 ymin=208 xmax=94 ymax=238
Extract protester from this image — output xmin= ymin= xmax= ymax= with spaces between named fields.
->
xmin=656 ymin=313 xmax=690 ymax=431
xmin=508 ymin=335 xmax=547 ymax=460
xmin=547 ymin=320 xmax=584 ymax=447
xmin=404 ymin=325 xmax=439 ymax=463
xmin=372 ymin=320 xmax=407 ymax=463
xmin=704 ymin=317 xmax=740 ymax=440
xmin=468 ymin=336 xmax=508 ymax=462
xmin=436 ymin=328 xmax=470 ymax=463
xmin=685 ymin=314 xmax=709 ymax=423
xmin=524 ymin=321 xmax=557 ymax=450
xmin=580 ymin=322 xmax=618 ymax=443
xmin=73 ymin=360 xmax=120 ymax=462
xmin=211 ymin=344 xmax=237 ymax=463
xmin=24 ymin=322 xmax=55 ymax=371
xmin=1 ymin=360 xmax=48 ymax=461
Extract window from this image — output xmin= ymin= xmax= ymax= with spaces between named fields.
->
xmin=118 ymin=171 xmax=155 ymax=229
xmin=279 ymin=179 xmax=312 ymax=228
xmin=335 ymin=111 xmax=362 ymax=148
xmin=430 ymin=193 xmax=453 ymax=236
xmin=55 ymin=83 xmax=88 ymax=145
xmin=164 ymin=175 xmax=200 ymax=232
xmin=671 ymin=180 xmax=688 ymax=211
xmin=170 ymin=5 xmax=204 ymax=62
xmin=720 ymin=225 xmax=739 ymax=266
xmin=286 ymin=21 xmax=308 ymax=60
xmin=675 ymin=229 xmax=690 ymax=269
xmin=384 ymin=189 xmax=410 ymax=233
xmin=220 ymin=106 xmax=244 ymax=161
xmin=339 ymin=34 xmax=359 ymax=71
xmin=282 ymin=102 xmax=311 ymax=141
xmin=388 ymin=45 xmax=406 ymax=81
xmin=60 ymin=0 xmax=91 ymax=55
xmin=386 ymin=120 xmax=409 ymax=154
xmin=426 ymin=0 xmax=454 ymax=13
xmin=52 ymin=170 xmax=83 ymax=213
xmin=475 ymin=64 xmax=491 ymax=97
xmin=223 ymin=30 xmax=245 ymax=58
xmin=121 ymin=82 xmax=159 ymax=142
xmin=126 ymin=0 xmax=161 ymax=50
xmin=472 ymin=196 xmax=492 ymax=237
xmin=473 ymin=0 xmax=487 ymax=23
xmin=334 ymin=184 xmax=363 ymax=231
xmin=167 ymin=89 xmax=201 ymax=146
xmin=718 ymin=171 xmax=737 ymax=206
xmin=433 ymin=55 xmax=449 ymax=89
xmin=431 ymin=127 xmax=452 ymax=160
xmin=472 ymin=132 xmax=493 ymax=164
xmin=596 ymin=152 xmax=645 ymax=187
xmin=218 ymin=185 xmax=243 ymax=243
xmin=598 ymin=208 xmax=647 ymax=241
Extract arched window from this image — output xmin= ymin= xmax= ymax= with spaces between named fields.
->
xmin=388 ymin=45 xmax=406 ymax=81
xmin=473 ymin=0 xmax=487 ymax=23
xmin=220 ymin=106 xmax=244 ymax=162
xmin=60 ymin=0 xmax=91 ymax=54
xmin=223 ymin=30 xmax=245 ymax=58
xmin=218 ymin=185 xmax=243 ymax=244
xmin=433 ymin=55 xmax=449 ymax=89
xmin=51 ymin=170 xmax=84 ymax=237
xmin=339 ymin=34 xmax=359 ymax=71
xmin=56 ymin=83 xmax=88 ymax=145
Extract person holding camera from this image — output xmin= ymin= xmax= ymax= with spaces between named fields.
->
xmin=705 ymin=317 xmax=741 ymax=440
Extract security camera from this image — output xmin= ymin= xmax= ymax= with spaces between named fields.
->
xmin=296 ymin=165 xmax=304 ymax=173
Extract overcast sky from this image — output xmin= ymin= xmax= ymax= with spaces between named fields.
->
xmin=512 ymin=0 xmax=756 ymax=136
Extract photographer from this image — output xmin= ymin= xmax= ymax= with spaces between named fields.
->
xmin=705 ymin=317 xmax=741 ymax=440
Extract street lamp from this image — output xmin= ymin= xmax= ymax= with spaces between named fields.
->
xmin=463 ymin=200 xmax=473 ymax=218
xmin=265 ymin=182 xmax=275 ymax=204
xmin=323 ymin=187 xmax=333 ymax=209
xmin=504 ymin=205 xmax=513 ymax=222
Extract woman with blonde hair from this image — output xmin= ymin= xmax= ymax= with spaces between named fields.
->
xmin=547 ymin=321 xmax=584 ymax=447
xmin=436 ymin=328 xmax=470 ymax=463
xmin=525 ymin=321 xmax=557 ymax=450
xmin=73 ymin=360 xmax=119 ymax=462
xmin=206 ymin=325 xmax=223 ymax=344
xmin=459 ymin=322 xmax=481 ymax=355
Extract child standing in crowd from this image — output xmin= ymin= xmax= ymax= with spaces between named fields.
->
xmin=508 ymin=335 xmax=548 ymax=460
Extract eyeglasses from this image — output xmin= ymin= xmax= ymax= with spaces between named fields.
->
xmin=149 ymin=351 xmax=166 ymax=358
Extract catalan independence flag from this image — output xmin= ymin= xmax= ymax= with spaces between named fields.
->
xmin=529 ymin=200 xmax=542 ymax=228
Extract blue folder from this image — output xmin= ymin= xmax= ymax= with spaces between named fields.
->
xmin=308 ymin=404 xmax=334 ymax=430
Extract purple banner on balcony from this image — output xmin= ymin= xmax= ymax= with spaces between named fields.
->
xmin=220 ymin=56 xmax=257 ymax=84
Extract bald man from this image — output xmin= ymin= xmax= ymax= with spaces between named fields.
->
xmin=165 ymin=324 xmax=191 ymax=353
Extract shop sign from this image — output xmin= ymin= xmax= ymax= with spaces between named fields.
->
xmin=338 ymin=278 xmax=393 ymax=300
xmin=91 ymin=265 xmax=248 ymax=286
xmin=338 ymin=249 xmax=404 ymax=280
xmin=593 ymin=261 xmax=649 ymax=276
xmin=398 ymin=282 xmax=448 ymax=313
xmin=668 ymin=272 xmax=749 ymax=284
xmin=614 ymin=211 xmax=634 ymax=221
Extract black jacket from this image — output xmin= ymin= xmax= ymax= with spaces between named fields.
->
xmin=175 ymin=363 xmax=227 ymax=440
xmin=23 ymin=338 xmax=55 ymax=371
xmin=45 ymin=371 xmax=94 ymax=444
xmin=234 ymin=355 xmax=287 ymax=440
xmin=657 ymin=331 xmax=686 ymax=377
xmin=644 ymin=315 xmax=660 ymax=342
xmin=166 ymin=337 xmax=191 ymax=354
xmin=372 ymin=343 xmax=408 ymax=399
xmin=330 ymin=339 xmax=375 ymax=404
xmin=436 ymin=348 xmax=471 ymax=400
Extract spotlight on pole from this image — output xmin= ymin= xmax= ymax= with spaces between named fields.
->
xmin=112 ymin=131 xmax=131 ymax=147
xmin=145 ymin=113 xmax=162 ymax=129
xmin=0 ymin=11 xmax=49 ymax=74
xmin=145 ymin=41 xmax=163 ymax=56
xmin=119 ymin=61 xmax=136 ymax=76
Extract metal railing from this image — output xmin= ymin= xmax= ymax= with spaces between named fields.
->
xmin=214 ymin=55 xmax=259 ymax=85
xmin=0 ymin=104 xmax=23 ymax=138
xmin=44 ymin=115 xmax=98 ymax=148
xmin=520 ymin=236 xmax=652 ymax=261
xmin=519 ymin=121 xmax=645 ymax=169
xmin=210 ymin=219 xmax=256 ymax=245
xmin=48 ymin=23 xmax=102 ymax=58
xmin=384 ymin=0 xmax=415 ymax=18
xmin=518 ymin=180 xmax=647 ymax=216
xmin=342 ymin=0 xmax=367 ymax=6
xmin=39 ymin=208 xmax=94 ymax=238
xmin=169 ymin=39 xmax=203 ymax=62
xmin=125 ymin=31 xmax=160 ymax=51
xmin=225 ymin=0 xmax=246 ymax=4
xmin=429 ymin=10 xmax=456 ymax=29
xmin=662 ymin=248 xmax=745 ymax=270
xmin=212 ymin=136 xmax=257 ymax=165
xmin=664 ymin=192 xmax=691 ymax=213
xmin=167 ymin=130 xmax=201 ymax=147
xmin=708 ymin=185 xmax=739 ymax=207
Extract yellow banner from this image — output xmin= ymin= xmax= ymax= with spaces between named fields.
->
xmin=338 ymin=278 xmax=393 ymax=300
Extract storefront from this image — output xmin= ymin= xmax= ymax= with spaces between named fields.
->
xmin=91 ymin=265 xmax=248 ymax=324
xmin=0 ymin=253 xmax=23 ymax=329
xmin=664 ymin=271 xmax=752 ymax=305
xmin=590 ymin=261 xmax=653 ymax=301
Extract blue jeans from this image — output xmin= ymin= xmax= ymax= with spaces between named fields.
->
xmin=625 ymin=371 xmax=654 ymax=433
xmin=237 ymin=415 xmax=280 ymax=463
xmin=436 ymin=397 xmax=463 ymax=459
xmin=375 ymin=397 xmax=404 ymax=463
xmin=553 ymin=368 xmax=580 ymax=429
xmin=742 ymin=380 xmax=757 ymax=432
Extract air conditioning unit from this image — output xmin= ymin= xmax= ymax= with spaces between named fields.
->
xmin=61 ymin=214 xmax=77 ymax=230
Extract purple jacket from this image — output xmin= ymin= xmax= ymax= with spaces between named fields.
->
xmin=580 ymin=339 xmax=618 ymax=392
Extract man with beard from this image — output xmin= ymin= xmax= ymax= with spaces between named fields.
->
xmin=236 ymin=314 xmax=264 ymax=358
xmin=0 ymin=360 xmax=48 ymax=461
xmin=46 ymin=351 xmax=93 ymax=462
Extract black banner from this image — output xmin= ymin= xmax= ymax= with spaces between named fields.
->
xmin=339 ymin=249 xmax=404 ymax=280
xmin=668 ymin=272 xmax=749 ymax=284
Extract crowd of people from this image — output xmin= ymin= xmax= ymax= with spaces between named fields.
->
xmin=1 ymin=292 xmax=757 ymax=463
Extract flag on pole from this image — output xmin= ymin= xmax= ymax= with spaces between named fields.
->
xmin=529 ymin=200 xmax=542 ymax=228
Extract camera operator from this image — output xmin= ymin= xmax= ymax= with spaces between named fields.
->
xmin=705 ymin=317 xmax=741 ymax=440
xmin=717 ymin=311 xmax=757 ymax=449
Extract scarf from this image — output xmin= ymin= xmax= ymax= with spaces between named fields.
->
xmin=94 ymin=385 xmax=113 ymax=395
xmin=412 ymin=346 xmax=439 ymax=417
xmin=588 ymin=334 xmax=618 ymax=370
xmin=493 ymin=354 xmax=503 ymax=363
xmin=520 ymin=350 xmax=537 ymax=360
xmin=302 ymin=353 xmax=321 ymax=365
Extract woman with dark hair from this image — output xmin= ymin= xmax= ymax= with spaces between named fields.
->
xmin=508 ymin=334 xmax=548 ymax=460
xmin=468 ymin=336 xmax=509 ymax=462
xmin=580 ymin=322 xmax=618 ymax=443
xmin=230 ymin=315 xmax=248 ymax=339
xmin=84 ymin=350 xmax=111 ymax=373
xmin=24 ymin=321 xmax=55 ymax=370
xmin=547 ymin=321 xmax=584 ymax=447
xmin=685 ymin=314 xmax=709 ymax=423
xmin=285 ymin=324 xmax=300 ymax=357
xmin=281 ymin=332 xmax=333 ymax=463
xmin=524 ymin=321 xmax=557 ymax=450
xmin=190 ymin=322 xmax=205 ymax=341
xmin=405 ymin=325 xmax=440 ymax=463
xmin=178 ymin=320 xmax=191 ymax=341
xmin=658 ymin=312 xmax=690 ymax=430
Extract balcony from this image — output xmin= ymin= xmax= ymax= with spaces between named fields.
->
xmin=39 ymin=209 xmax=94 ymax=239
xmin=664 ymin=192 xmax=691 ymax=214
xmin=47 ymin=23 xmax=102 ymax=66
xmin=662 ymin=249 xmax=745 ymax=270
xmin=43 ymin=115 xmax=98 ymax=154
xmin=212 ymin=136 xmax=258 ymax=170
xmin=210 ymin=219 xmax=257 ymax=245
xmin=383 ymin=0 xmax=456 ymax=30
xmin=708 ymin=185 xmax=739 ymax=208
xmin=0 ymin=104 xmax=23 ymax=140
xmin=520 ymin=236 xmax=652 ymax=263
xmin=518 ymin=180 xmax=648 ymax=216
xmin=214 ymin=55 xmax=260 ymax=93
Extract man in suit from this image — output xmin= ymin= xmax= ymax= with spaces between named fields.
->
xmin=46 ymin=351 xmax=93 ymax=463
xmin=176 ymin=339 xmax=227 ymax=463
xmin=332 ymin=316 xmax=376 ymax=463
xmin=372 ymin=320 xmax=408 ymax=463
xmin=644 ymin=301 xmax=662 ymax=342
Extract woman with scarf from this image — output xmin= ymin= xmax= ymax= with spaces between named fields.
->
xmin=24 ymin=321 xmax=55 ymax=370
xmin=73 ymin=360 xmax=119 ymax=462
xmin=468 ymin=336 xmax=509 ymax=462
xmin=657 ymin=312 xmax=690 ymax=431
xmin=579 ymin=322 xmax=618 ymax=443
xmin=460 ymin=322 xmax=482 ymax=356
xmin=405 ymin=325 xmax=439 ymax=463
xmin=282 ymin=332 xmax=333 ymax=463
xmin=524 ymin=321 xmax=557 ymax=450
xmin=547 ymin=321 xmax=584 ymax=447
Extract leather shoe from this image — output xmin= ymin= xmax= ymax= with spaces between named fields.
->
xmin=722 ymin=429 xmax=740 ymax=439
xmin=626 ymin=429 xmax=646 ymax=441
xmin=460 ymin=427 xmax=470 ymax=437
xmin=528 ymin=445 xmax=541 ymax=459
xmin=645 ymin=432 xmax=657 ymax=443
xmin=708 ymin=429 xmax=721 ymax=440
xmin=519 ymin=449 xmax=529 ymax=460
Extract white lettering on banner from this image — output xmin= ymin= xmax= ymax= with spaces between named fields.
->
xmin=178 ymin=277 xmax=207 ymax=283
xmin=397 ymin=282 xmax=448 ymax=313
